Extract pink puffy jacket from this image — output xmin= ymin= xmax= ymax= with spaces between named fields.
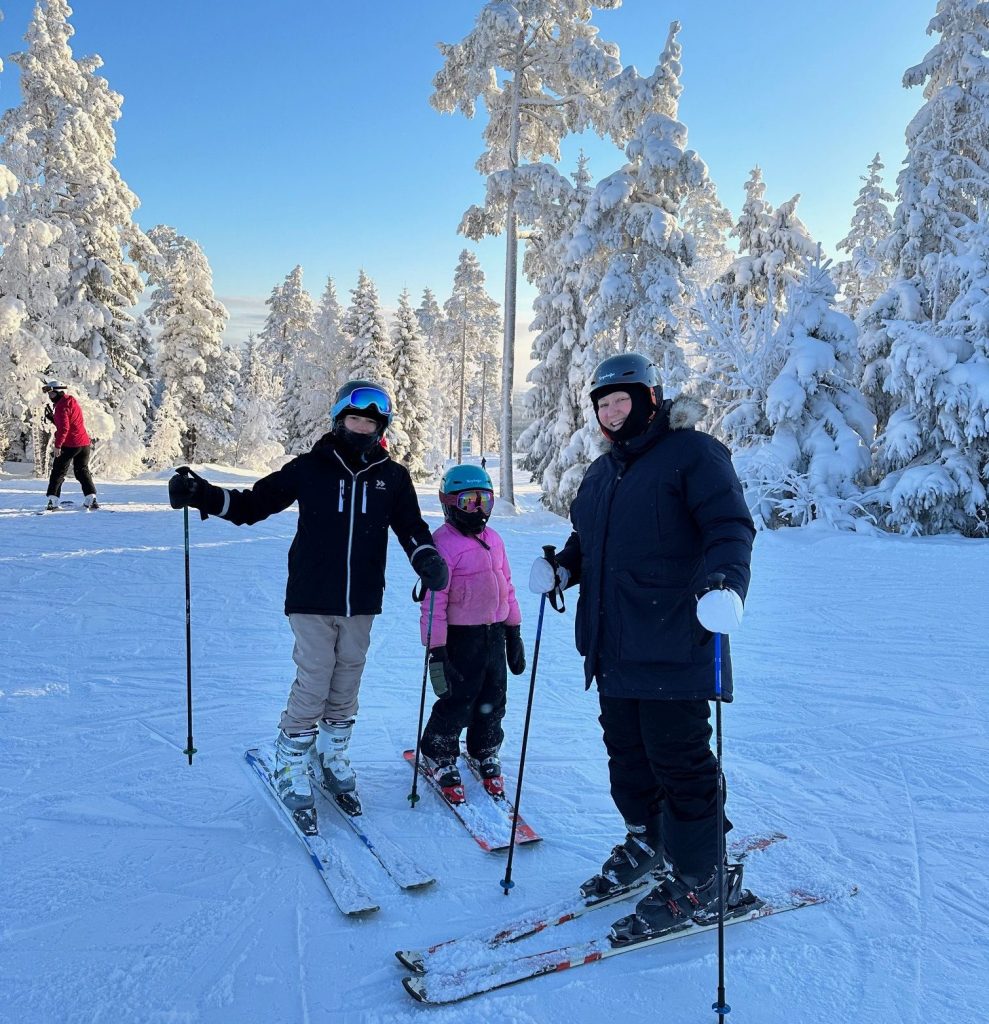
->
xmin=419 ymin=522 xmax=522 ymax=647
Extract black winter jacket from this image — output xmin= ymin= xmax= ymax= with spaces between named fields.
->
xmin=214 ymin=434 xmax=435 ymax=616
xmin=556 ymin=398 xmax=755 ymax=701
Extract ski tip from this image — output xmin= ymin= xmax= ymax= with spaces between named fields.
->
xmin=402 ymin=976 xmax=429 ymax=1002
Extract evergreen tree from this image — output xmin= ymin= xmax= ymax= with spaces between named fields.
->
xmin=833 ymin=154 xmax=895 ymax=319
xmin=861 ymin=0 xmax=989 ymax=533
xmin=416 ymin=287 xmax=452 ymax=461
xmin=145 ymin=383 xmax=183 ymax=471
xmin=232 ymin=336 xmax=286 ymax=472
xmin=442 ymin=250 xmax=502 ymax=457
xmin=145 ymin=224 xmax=229 ymax=462
xmin=390 ymin=289 xmax=432 ymax=479
xmin=342 ymin=269 xmax=395 ymax=396
xmin=680 ymin=179 xmax=735 ymax=293
xmin=273 ymin=268 xmax=325 ymax=452
xmin=570 ymin=23 xmax=703 ymax=392
xmin=733 ymin=261 xmax=875 ymax=529
xmin=514 ymin=154 xmax=596 ymax=511
xmin=433 ymin=0 xmax=623 ymax=500
xmin=314 ymin=276 xmax=348 ymax=394
xmin=3 ymin=1 xmax=157 ymax=476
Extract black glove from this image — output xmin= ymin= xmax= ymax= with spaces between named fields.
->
xmin=427 ymin=646 xmax=462 ymax=697
xmin=168 ymin=466 xmax=222 ymax=520
xmin=43 ymin=405 xmax=55 ymax=424
xmin=505 ymin=624 xmax=526 ymax=675
xmin=412 ymin=547 xmax=449 ymax=591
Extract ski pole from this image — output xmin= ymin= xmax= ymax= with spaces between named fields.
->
xmin=500 ymin=544 xmax=556 ymax=895
xmin=408 ymin=589 xmax=436 ymax=807
xmin=709 ymin=572 xmax=729 ymax=1021
xmin=182 ymin=506 xmax=197 ymax=766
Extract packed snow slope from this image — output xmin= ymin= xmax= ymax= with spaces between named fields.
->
xmin=1 ymin=465 xmax=986 ymax=1024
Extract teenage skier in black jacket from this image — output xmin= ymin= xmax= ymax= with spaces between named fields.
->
xmin=528 ymin=353 xmax=755 ymax=941
xmin=169 ymin=380 xmax=448 ymax=819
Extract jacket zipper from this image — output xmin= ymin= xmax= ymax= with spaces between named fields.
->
xmin=334 ymin=451 xmax=378 ymax=616
xmin=362 ymin=482 xmax=368 ymax=514
xmin=338 ymin=481 xmax=345 ymax=512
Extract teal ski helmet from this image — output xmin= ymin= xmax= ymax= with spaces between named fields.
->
xmin=439 ymin=464 xmax=494 ymax=534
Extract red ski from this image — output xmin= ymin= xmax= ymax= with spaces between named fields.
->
xmin=403 ymin=749 xmax=541 ymax=853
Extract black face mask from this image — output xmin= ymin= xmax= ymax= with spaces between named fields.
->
xmin=334 ymin=422 xmax=381 ymax=454
xmin=447 ymin=506 xmax=490 ymax=536
xmin=596 ymin=386 xmax=654 ymax=442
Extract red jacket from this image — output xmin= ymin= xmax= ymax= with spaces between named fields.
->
xmin=53 ymin=394 xmax=91 ymax=448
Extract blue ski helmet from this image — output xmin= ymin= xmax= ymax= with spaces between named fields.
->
xmin=439 ymin=464 xmax=494 ymax=534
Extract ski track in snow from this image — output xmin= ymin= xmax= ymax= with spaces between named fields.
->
xmin=1 ymin=469 xmax=986 ymax=1023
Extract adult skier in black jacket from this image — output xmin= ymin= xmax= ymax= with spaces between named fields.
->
xmin=169 ymin=380 xmax=448 ymax=817
xmin=528 ymin=353 xmax=755 ymax=940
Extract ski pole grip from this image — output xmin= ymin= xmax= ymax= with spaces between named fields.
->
xmin=542 ymin=544 xmax=557 ymax=566
xmin=709 ymin=572 xmax=727 ymax=590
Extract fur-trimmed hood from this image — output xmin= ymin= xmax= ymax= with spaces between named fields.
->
xmin=667 ymin=394 xmax=706 ymax=432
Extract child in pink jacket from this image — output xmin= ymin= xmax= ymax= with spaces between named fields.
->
xmin=419 ymin=465 xmax=525 ymax=803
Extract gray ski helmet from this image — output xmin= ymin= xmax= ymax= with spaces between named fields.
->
xmin=588 ymin=353 xmax=662 ymax=408
xmin=41 ymin=378 xmax=68 ymax=394
xmin=330 ymin=379 xmax=393 ymax=430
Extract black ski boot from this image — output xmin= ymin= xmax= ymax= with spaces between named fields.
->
xmin=468 ymin=751 xmax=504 ymax=798
xmin=610 ymin=862 xmax=755 ymax=945
xmin=428 ymin=757 xmax=466 ymax=805
xmin=580 ymin=826 xmax=667 ymax=899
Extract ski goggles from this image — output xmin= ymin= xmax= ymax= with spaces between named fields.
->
xmin=330 ymin=386 xmax=393 ymax=422
xmin=441 ymin=488 xmax=495 ymax=514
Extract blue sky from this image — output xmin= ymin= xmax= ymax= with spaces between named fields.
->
xmin=1 ymin=0 xmax=939 ymax=363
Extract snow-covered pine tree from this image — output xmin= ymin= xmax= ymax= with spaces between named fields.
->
xmin=569 ymin=23 xmax=703 ymax=393
xmin=314 ymin=276 xmax=348 ymax=394
xmin=433 ymin=0 xmax=623 ymax=500
xmin=716 ymin=167 xmax=774 ymax=316
xmin=0 ymin=156 xmax=51 ymax=462
xmin=732 ymin=259 xmax=875 ymax=529
xmin=508 ymin=154 xmax=595 ymax=510
xmin=196 ymin=342 xmax=241 ymax=465
xmin=258 ymin=266 xmax=319 ymax=450
xmin=390 ymin=290 xmax=432 ymax=479
xmin=232 ymin=336 xmax=286 ymax=472
xmin=342 ymin=269 xmax=395 ymax=400
xmin=275 ymin=269 xmax=328 ymax=454
xmin=861 ymin=0 xmax=989 ymax=534
xmin=416 ymin=287 xmax=452 ymax=462
xmin=145 ymin=383 xmax=183 ymax=471
xmin=680 ymin=178 xmax=735 ymax=293
xmin=442 ymin=250 xmax=502 ymax=459
xmin=833 ymin=154 xmax=895 ymax=319
xmin=145 ymin=224 xmax=229 ymax=462
xmin=3 ymin=1 xmax=158 ymax=476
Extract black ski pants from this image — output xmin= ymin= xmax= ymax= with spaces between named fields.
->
xmin=598 ymin=694 xmax=730 ymax=881
xmin=47 ymin=445 xmax=96 ymax=499
xmin=421 ymin=623 xmax=508 ymax=762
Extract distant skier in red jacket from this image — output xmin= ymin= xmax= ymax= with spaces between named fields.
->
xmin=42 ymin=380 xmax=99 ymax=511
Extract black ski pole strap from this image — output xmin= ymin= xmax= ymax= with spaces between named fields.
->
xmin=412 ymin=579 xmax=426 ymax=604
xmin=542 ymin=544 xmax=566 ymax=613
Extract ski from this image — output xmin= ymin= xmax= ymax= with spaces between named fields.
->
xmin=244 ymin=747 xmax=379 ymax=916
xmin=311 ymin=774 xmax=436 ymax=891
xmin=403 ymin=748 xmax=540 ymax=853
xmin=396 ymin=830 xmax=786 ymax=974
xmin=402 ymin=881 xmax=858 ymax=1004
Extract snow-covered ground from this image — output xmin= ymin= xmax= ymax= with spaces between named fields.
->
xmin=1 ymin=466 xmax=986 ymax=1024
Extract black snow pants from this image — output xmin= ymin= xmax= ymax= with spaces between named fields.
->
xmin=598 ymin=694 xmax=731 ymax=881
xmin=421 ymin=623 xmax=508 ymax=762
xmin=47 ymin=445 xmax=96 ymax=499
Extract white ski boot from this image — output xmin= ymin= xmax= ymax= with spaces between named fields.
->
xmin=273 ymin=729 xmax=316 ymax=813
xmin=316 ymin=718 xmax=361 ymax=814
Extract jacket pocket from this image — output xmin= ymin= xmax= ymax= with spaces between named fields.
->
xmin=615 ymin=573 xmax=693 ymax=664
